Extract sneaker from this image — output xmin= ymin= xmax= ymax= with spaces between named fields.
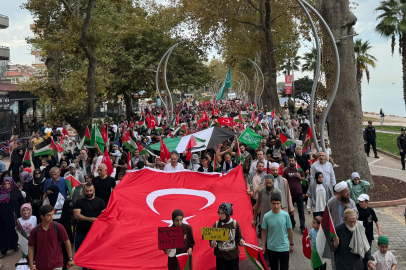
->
xmin=13 ymin=247 xmax=19 ymax=252
xmin=374 ymin=156 xmax=379 ymax=159
xmin=333 ymin=164 xmax=339 ymax=168
xmin=301 ymin=228 xmax=305 ymax=234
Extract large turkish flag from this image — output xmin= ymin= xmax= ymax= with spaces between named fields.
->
xmin=74 ymin=166 xmax=257 ymax=270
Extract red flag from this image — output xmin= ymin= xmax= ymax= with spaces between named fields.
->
xmin=160 ymin=138 xmax=171 ymax=163
xmin=243 ymin=243 xmax=269 ymax=270
xmin=308 ymin=158 xmax=317 ymax=166
xmin=127 ymin=151 xmax=132 ymax=170
xmin=102 ymin=125 xmax=108 ymax=145
xmin=61 ymin=127 xmax=69 ymax=138
xmin=251 ymin=111 xmax=255 ymax=122
xmin=271 ymin=109 xmax=275 ymax=119
xmin=176 ymin=253 xmax=190 ymax=270
xmin=175 ymin=113 xmax=180 ymax=127
xmin=85 ymin=126 xmax=91 ymax=140
xmin=148 ymin=116 xmax=158 ymax=130
xmin=74 ymin=166 xmax=257 ymax=270
xmin=278 ymin=164 xmax=284 ymax=176
xmin=185 ymin=136 xmax=197 ymax=161
xmin=217 ymin=117 xmax=234 ymax=127
xmin=302 ymin=228 xmax=312 ymax=260
xmin=201 ymin=111 xmax=208 ymax=121
xmin=101 ymin=148 xmax=114 ymax=176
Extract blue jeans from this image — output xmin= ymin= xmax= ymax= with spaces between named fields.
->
xmin=75 ymin=233 xmax=87 ymax=252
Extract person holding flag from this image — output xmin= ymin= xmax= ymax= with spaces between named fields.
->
xmin=63 ymin=163 xmax=85 ymax=203
xmin=164 ymin=209 xmax=195 ymax=270
xmin=327 ymin=181 xmax=358 ymax=226
xmin=308 ymin=216 xmax=325 ymax=270
xmin=306 ymin=172 xmax=333 ymax=218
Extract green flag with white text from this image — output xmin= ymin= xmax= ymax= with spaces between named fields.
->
xmin=216 ymin=68 xmax=232 ymax=101
xmin=238 ymin=127 xmax=262 ymax=149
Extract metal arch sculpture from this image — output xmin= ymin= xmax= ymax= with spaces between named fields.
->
xmin=294 ymin=0 xmax=340 ymax=154
xmin=156 ymin=43 xmax=181 ymax=123
xmin=245 ymin=58 xmax=264 ymax=106
xmin=239 ymin=71 xmax=250 ymax=99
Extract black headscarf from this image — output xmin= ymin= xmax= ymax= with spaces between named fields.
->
xmin=46 ymin=185 xmax=60 ymax=207
xmin=218 ymin=203 xmax=233 ymax=224
xmin=172 ymin=209 xmax=184 ymax=221
xmin=11 ymin=147 xmax=25 ymax=164
xmin=33 ymin=169 xmax=45 ymax=185
xmin=315 ymin=172 xmax=323 ymax=184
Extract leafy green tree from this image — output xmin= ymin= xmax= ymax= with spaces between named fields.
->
xmin=280 ymin=56 xmax=301 ymax=75
xmin=301 ymin=48 xmax=318 ymax=77
xmin=375 ymin=0 xmax=406 ymax=106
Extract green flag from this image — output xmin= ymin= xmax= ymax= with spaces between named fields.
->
xmin=90 ymin=125 xmax=105 ymax=151
xmin=216 ymin=68 xmax=232 ymax=101
xmin=238 ymin=127 xmax=262 ymax=149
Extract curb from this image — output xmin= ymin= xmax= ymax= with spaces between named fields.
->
xmin=369 ymin=197 xmax=406 ymax=208
xmin=376 ymin=148 xmax=401 ymax=161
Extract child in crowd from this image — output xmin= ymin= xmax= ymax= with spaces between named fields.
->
xmin=16 ymin=182 xmax=26 ymax=199
xmin=309 ymin=216 xmax=326 ymax=270
xmin=116 ymin=172 xmax=125 ymax=186
xmin=372 ymin=236 xmax=397 ymax=270
xmin=357 ymin=194 xmax=382 ymax=246
xmin=18 ymin=204 xmax=37 ymax=237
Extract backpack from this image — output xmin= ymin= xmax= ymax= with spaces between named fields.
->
xmin=32 ymin=222 xmax=62 ymax=264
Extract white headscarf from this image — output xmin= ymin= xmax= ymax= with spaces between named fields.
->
xmin=351 ymin=172 xmax=360 ymax=180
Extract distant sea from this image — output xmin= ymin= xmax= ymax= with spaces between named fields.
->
xmin=361 ymin=82 xmax=406 ymax=117
xmin=277 ymin=83 xmax=406 ymax=117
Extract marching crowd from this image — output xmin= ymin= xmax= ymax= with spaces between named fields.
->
xmin=0 ymin=99 xmax=398 ymax=270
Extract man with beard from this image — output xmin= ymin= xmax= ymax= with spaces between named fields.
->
xmin=73 ymin=183 xmax=106 ymax=257
xmin=268 ymin=162 xmax=294 ymax=215
xmin=327 ymin=181 xmax=358 ymax=226
xmin=332 ymin=209 xmax=374 ymax=270
xmin=249 ymin=150 xmax=269 ymax=174
xmin=247 ymin=161 xmax=267 ymax=206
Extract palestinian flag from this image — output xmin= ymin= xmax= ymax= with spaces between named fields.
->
xmin=243 ymin=243 xmax=269 ymax=270
xmin=14 ymin=213 xmax=29 ymax=258
xmin=254 ymin=118 xmax=262 ymax=131
xmin=34 ymin=138 xmax=60 ymax=156
xmin=185 ymin=135 xmax=206 ymax=152
xmin=176 ymin=253 xmax=190 ymax=270
xmin=123 ymin=131 xmax=137 ymax=152
xmin=64 ymin=175 xmax=82 ymax=199
xmin=157 ymin=111 xmax=164 ymax=125
xmin=137 ymin=140 xmax=157 ymax=157
xmin=155 ymin=126 xmax=163 ymax=133
xmin=233 ymin=115 xmax=242 ymax=123
xmin=240 ymin=111 xmax=247 ymax=118
xmin=303 ymin=126 xmax=314 ymax=153
xmin=280 ymin=133 xmax=302 ymax=147
xmin=296 ymin=163 xmax=307 ymax=186
xmin=23 ymin=149 xmax=31 ymax=166
xmin=236 ymin=142 xmax=244 ymax=164
xmin=61 ymin=126 xmax=69 ymax=138
xmin=160 ymin=138 xmax=171 ymax=163
xmin=213 ymin=158 xmax=221 ymax=173
xmin=311 ymin=205 xmax=336 ymax=268
xmin=90 ymin=125 xmax=105 ymax=151
xmin=84 ymin=126 xmax=91 ymax=144
xmin=309 ymin=158 xmax=317 ymax=166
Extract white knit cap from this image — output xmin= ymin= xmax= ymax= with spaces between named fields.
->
xmin=269 ymin=162 xmax=279 ymax=169
xmin=351 ymin=172 xmax=360 ymax=180
xmin=335 ymin=181 xmax=348 ymax=192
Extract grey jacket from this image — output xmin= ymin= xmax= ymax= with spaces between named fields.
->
xmin=247 ymin=170 xmax=267 ymax=191
xmin=307 ymin=182 xmax=333 ymax=208
xmin=327 ymin=196 xmax=358 ymax=226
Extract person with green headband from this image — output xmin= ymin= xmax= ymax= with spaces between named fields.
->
xmin=371 ymin=235 xmax=397 ymax=270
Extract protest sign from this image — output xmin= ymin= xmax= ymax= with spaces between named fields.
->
xmin=158 ymin=227 xmax=184 ymax=250
xmin=201 ymin=227 xmax=229 ymax=241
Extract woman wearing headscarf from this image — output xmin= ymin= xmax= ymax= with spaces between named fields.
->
xmin=306 ymin=172 xmax=333 ymax=217
xmin=0 ymin=177 xmax=24 ymax=258
xmin=20 ymin=171 xmax=33 ymax=202
xmin=346 ymin=172 xmax=371 ymax=206
xmin=78 ymin=149 xmax=88 ymax=175
xmin=164 ymin=209 xmax=195 ymax=270
xmin=210 ymin=203 xmax=245 ymax=270
xmin=27 ymin=169 xmax=46 ymax=221
xmin=9 ymin=146 xmax=29 ymax=182
xmin=18 ymin=203 xmax=37 ymax=237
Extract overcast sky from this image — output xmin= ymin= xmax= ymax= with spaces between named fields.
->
xmin=0 ymin=0 xmax=400 ymax=87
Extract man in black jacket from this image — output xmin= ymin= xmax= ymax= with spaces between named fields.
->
xmin=397 ymin=127 xmax=406 ymax=170
xmin=363 ymin=121 xmax=379 ymax=158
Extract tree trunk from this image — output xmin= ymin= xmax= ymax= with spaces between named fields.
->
xmin=260 ymin=0 xmax=282 ymax=114
xmin=317 ymin=0 xmax=373 ymax=186
xmin=356 ymin=63 xmax=362 ymax=104
xmin=123 ymin=92 xmax=134 ymax=118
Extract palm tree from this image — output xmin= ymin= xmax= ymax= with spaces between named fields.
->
xmin=281 ymin=56 xmax=301 ymax=75
xmin=375 ymin=0 xmax=406 ymax=106
xmin=301 ymin=48 xmax=318 ymax=78
xmin=354 ymin=39 xmax=377 ymax=101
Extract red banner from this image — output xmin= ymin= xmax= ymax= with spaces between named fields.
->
xmin=74 ymin=166 xmax=256 ymax=270
xmin=285 ymin=75 xmax=293 ymax=95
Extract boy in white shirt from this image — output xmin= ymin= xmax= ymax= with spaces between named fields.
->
xmin=372 ymin=235 xmax=397 ymax=270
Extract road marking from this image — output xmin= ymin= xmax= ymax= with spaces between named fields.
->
xmin=369 ymin=157 xmax=383 ymax=165
xmin=382 ymin=208 xmax=405 ymax=226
